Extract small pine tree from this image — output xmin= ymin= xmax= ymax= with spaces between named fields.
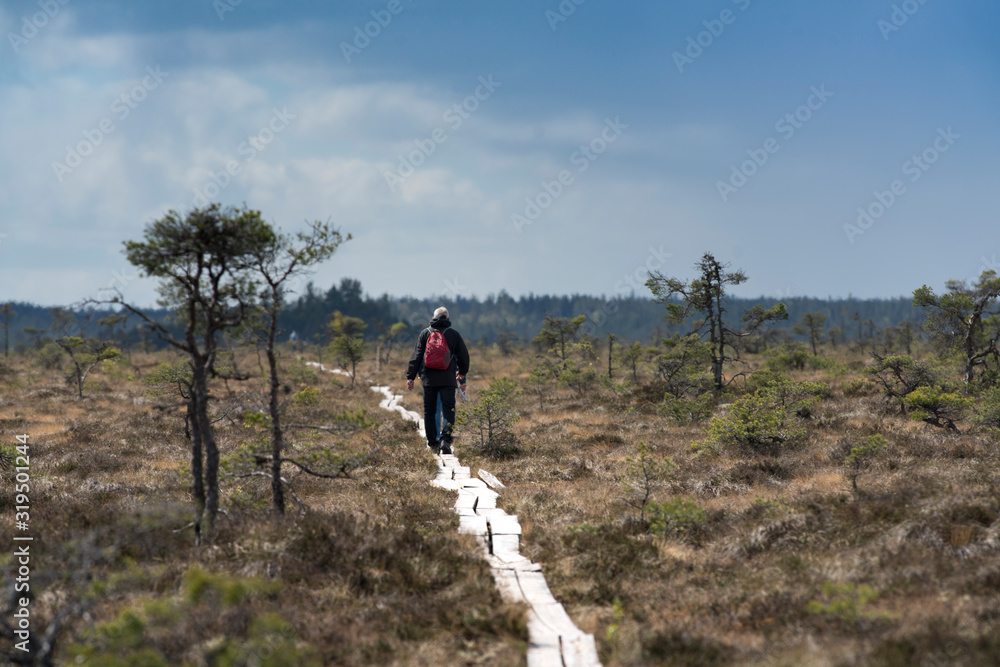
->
xmin=619 ymin=341 xmax=643 ymax=383
xmin=646 ymin=253 xmax=787 ymax=391
xmin=623 ymin=441 xmax=675 ymax=523
xmin=913 ymin=270 xmax=1000 ymax=387
xmin=456 ymin=377 xmax=521 ymax=455
xmin=793 ymin=312 xmax=827 ymax=355
xmin=844 ymin=434 xmax=886 ymax=492
xmin=328 ymin=311 xmax=365 ymax=387
xmin=533 ymin=315 xmax=586 ymax=368
xmin=55 ymin=336 xmax=120 ymax=398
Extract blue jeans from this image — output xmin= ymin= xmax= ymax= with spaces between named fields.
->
xmin=423 ymin=386 xmax=455 ymax=445
xmin=434 ymin=394 xmax=443 ymax=435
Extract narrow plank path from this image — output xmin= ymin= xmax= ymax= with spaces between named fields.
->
xmin=368 ymin=384 xmax=602 ymax=667
xmin=304 ymin=361 xmax=353 ymax=378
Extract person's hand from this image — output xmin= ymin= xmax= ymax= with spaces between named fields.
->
xmin=406 ymin=379 xmax=414 ymax=390
xmin=457 ymin=374 xmax=465 ymax=383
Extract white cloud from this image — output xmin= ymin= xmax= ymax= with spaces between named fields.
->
xmin=0 ymin=18 xmax=702 ymax=305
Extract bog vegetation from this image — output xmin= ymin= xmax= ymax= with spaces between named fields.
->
xmin=1 ymin=210 xmax=999 ymax=665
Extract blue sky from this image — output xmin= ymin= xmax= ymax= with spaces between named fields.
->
xmin=1 ymin=0 xmax=998 ymax=307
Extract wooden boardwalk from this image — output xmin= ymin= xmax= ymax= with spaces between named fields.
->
xmin=370 ymin=385 xmax=601 ymax=667
xmin=304 ymin=361 xmax=353 ymax=378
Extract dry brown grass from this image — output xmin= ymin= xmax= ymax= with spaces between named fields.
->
xmin=5 ymin=341 xmax=1000 ymax=665
xmin=440 ymin=345 xmax=1000 ymax=666
xmin=0 ymin=348 xmax=526 ymax=665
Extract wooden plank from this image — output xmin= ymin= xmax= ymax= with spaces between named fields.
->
xmin=526 ymin=644 xmax=563 ymax=667
xmin=525 ymin=622 xmax=561 ymax=652
xmin=461 ymin=478 xmax=487 ymax=489
xmin=487 ymin=551 xmax=534 ymax=568
xmin=527 ymin=603 xmax=581 ymax=638
xmin=491 ymin=533 xmax=519 ymax=557
xmin=515 ymin=571 xmax=558 ymax=606
xmin=478 ymin=469 xmax=506 ymax=489
xmin=431 ymin=479 xmax=462 ymax=491
xmin=562 ymin=633 xmax=601 ymax=667
xmin=471 ymin=493 xmax=496 ymax=510
xmin=486 ymin=553 xmax=540 ymax=571
xmin=472 ymin=487 xmax=501 ymax=501
xmin=458 ymin=514 xmax=488 ymax=535
xmin=491 ymin=569 xmax=524 ymax=603
xmin=488 ymin=514 xmax=521 ymax=535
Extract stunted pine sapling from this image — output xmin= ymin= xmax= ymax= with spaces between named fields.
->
xmin=646 ymin=252 xmax=787 ymax=391
xmin=623 ymin=441 xmax=675 ymax=524
xmin=457 ymin=376 xmax=521 ymax=455
xmin=55 ymin=336 xmax=120 ymax=398
xmin=844 ymin=434 xmax=886 ymax=492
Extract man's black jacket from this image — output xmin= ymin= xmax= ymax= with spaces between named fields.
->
xmin=406 ymin=315 xmax=470 ymax=387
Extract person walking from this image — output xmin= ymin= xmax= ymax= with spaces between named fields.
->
xmin=406 ymin=307 xmax=470 ymax=455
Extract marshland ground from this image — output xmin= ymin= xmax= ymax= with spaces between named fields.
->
xmin=1 ymin=337 xmax=999 ymax=666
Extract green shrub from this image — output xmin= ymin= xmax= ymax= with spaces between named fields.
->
xmin=699 ymin=377 xmax=825 ymax=454
xmin=68 ymin=568 xmax=315 ymax=667
xmin=654 ymin=333 xmax=713 ymax=398
xmin=559 ymin=363 xmax=598 ymax=397
xmin=765 ymin=342 xmax=840 ymax=372
xmin=623 ymin=441 xmax=675 ymax=522
xmin=457 ymin=376 xmax=521 ymax=456
xmin=806 ymin=582 xmax=892 ymax=625
xmin=844 ymin=434 xmax=887 ymax=492
xmin=291 ymin=386 xmax=322 ymax=406
xmin=750 ymin=369 xmax=830 ymax=400
xmin=658 ymin=393 xmax=713 ymax=424
xmin=972 ymin=386 xmax=1000 ymax=431
xmin=38 ymin=341 xmax=63 ymax=369
xmin=903 ymin=385 xmax=973 ymax=432
xmin=866 ymin=352 xmax=937 ymax=408
xmin=841 ymin=376 xmax=875 ymax=397
xmin=648 ymin=497 xmax=707 ymax=537
xmin=0 ymin=441 xmax=17 ymax=486
xmin=765 ymin=342 xmax=811 ymax=371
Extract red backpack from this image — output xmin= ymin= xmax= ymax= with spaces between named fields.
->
xmin=423 ymin=328 xmax=451 ymax=370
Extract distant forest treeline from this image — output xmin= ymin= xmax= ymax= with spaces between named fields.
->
xmin=392 ymin=292 xmax=923 ymax=346
xmin=2 ymin=277 xmax=924 ymax=352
